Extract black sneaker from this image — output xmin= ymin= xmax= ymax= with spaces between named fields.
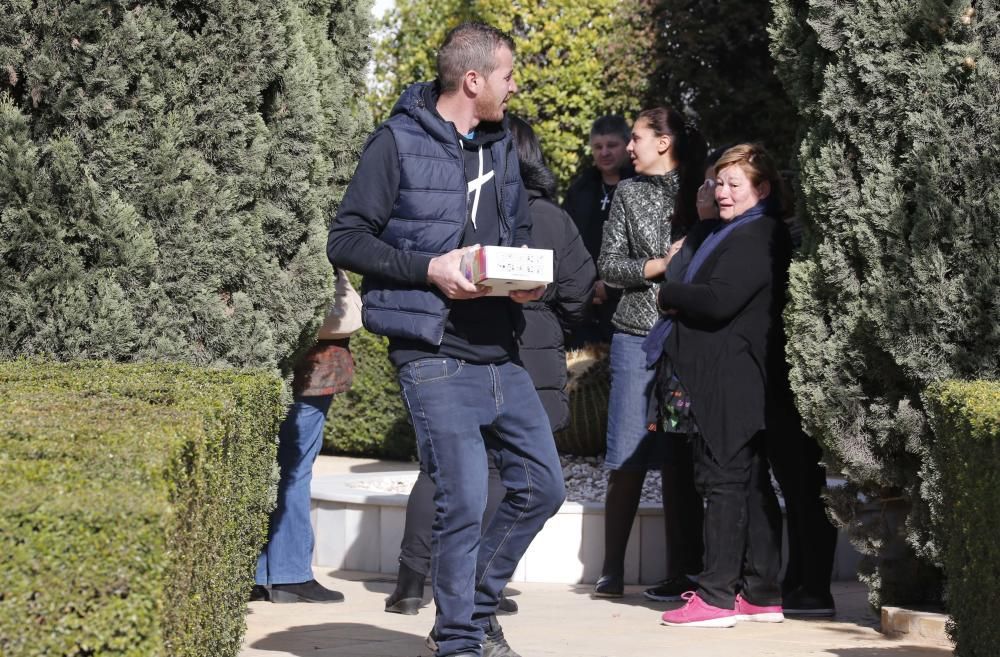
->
xmin=782 ymin=587 xmax=835 ymax=617
xmin=249 ymin=584 xmax=269 ymax=602
xmin=482 ymin=615 xmax=522 ymax=657
xmin=643 ymin=575 xmax=698 ymax=602
xmin=496 ymin=590 xmax=519 ymax=615
xmin=269 ymin=579 xmax=345 ymax=604
xmin=592 ymin=574 xmax=624 ymax=598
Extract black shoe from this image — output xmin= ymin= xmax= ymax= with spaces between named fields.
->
xmin=643 ymin=575 xmax=698 ymax=602
xmin=249 ymin=584 xmax=269 ymax=602
xmin=782 ymin=587 xmax=835 ymax=617
xmin=385 ymin=562 xmax=426 ymax=615
xmin=482 ymin=614 xmax=522 ymax=657
xmin=424 ymin=630 xmax=438 ymax=653
xmin=496 ymin=589 xmax=519 ymax=615
xmin=269 ymin=579 xmax=345 ymax=604
xmin=593 ymin=574 xmax=624 ymax=598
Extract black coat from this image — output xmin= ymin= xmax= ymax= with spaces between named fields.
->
xmin=520 ymin=188 xmax=598 ymax=432
xmin=659 ymin=214 xmax=793 ymax=464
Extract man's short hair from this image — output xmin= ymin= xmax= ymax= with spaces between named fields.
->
xmin=590 ymin=115 xmax=630 ymax=142
xmin=437 ymin=22 xmax=516 ymax=92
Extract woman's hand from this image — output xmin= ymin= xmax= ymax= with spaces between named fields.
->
xmin=592 ymin=280 xmax=608 ymax=305
xmin=643 ymin=257 xmax=668 ymax=280
xmin=696 ymin=179 xmax=718 ymax=220
xmin=667 ymin=237 xmax=685 ymax=261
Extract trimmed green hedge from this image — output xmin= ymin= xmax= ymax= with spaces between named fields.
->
xmin=323 ymin=272 xmax=416 ymax=462
xmin=0 ymin=360 xmax=284 ymax=657
xmin=324 ymin=325 xmax=416 ymax=461
xmin=926 ymin=380 xmax=1000 ymax=656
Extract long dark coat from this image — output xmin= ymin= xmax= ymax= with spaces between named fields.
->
xmin=659 ymin=214 xmax=793 ymax=464
xmin=519 ymin=188 xmax=597 ymax=432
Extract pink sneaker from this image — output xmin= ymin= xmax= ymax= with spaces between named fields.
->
xmin=735 ymin=594 xmax=784 ymax=622
xmin=660 ymin=592 xmax=738 ymax=628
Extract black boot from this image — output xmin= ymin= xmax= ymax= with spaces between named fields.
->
xmin=269 ymin=579 xmax=344 ymax=603
xmin=385 ymin=561 xmax=426 ymax=615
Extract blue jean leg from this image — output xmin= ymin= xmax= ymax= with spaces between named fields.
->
xmin=605 ymin=331 xmax=662 ymax=471
xmin=399 ymin=359 xmax=494 ymax=656
xmin=473 ymin=361 xmax=565 ymax=620
xmin=398 ymin=359 xmax=563 ymax=657
xmin=255 ymin=395 xmax=332 ymax=585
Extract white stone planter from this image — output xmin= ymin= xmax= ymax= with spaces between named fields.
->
xmin=311 ymin=472 xmax=861 ymax=585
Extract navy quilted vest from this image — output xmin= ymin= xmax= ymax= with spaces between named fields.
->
xmin=361 ymin=82 xmax=524 ymax=345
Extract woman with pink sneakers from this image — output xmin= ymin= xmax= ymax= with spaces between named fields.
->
xmin=644 ymin=144 xmax=792 ymax=627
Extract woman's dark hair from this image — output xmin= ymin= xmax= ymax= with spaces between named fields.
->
xmin=508 ymin=114 xmax=557 ymax=198
xmin=635 ymin=107 xmax=707 ymax=233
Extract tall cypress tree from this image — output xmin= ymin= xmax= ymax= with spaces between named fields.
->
xmin=645 ymin=0 xmax=799 ymax=165
xmin=0 ymin=0 xmax=371 ymax=372
xmin=771 ymin=0 xmax=1000 ymax=606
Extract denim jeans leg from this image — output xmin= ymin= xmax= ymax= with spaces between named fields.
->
xmin=474 ymin=362 xmax=566 ymax=622
xmin=398 ymin=359 xmax=494 ymax=657
xmin=256 ymin=395 xmax=333 ymax=585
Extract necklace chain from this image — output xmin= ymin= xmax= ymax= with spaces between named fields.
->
xmin=600 ymin=182 xmax=614 ymax=211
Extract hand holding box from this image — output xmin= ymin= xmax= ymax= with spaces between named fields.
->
xmin=461 ymin=246 xmax=553 ymax=297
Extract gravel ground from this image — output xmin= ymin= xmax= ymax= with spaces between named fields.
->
xmin=346 ymin=455 xmax=664 ymax=504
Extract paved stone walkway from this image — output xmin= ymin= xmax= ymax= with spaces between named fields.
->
xmin=241 ymin=570 xmax=952 ymax=657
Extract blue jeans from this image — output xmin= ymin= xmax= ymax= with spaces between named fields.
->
xmin=255 ymin=395 xmax=332 ymax=585
xmin=605 ymin=331 xmax=665 ymax=470
xmin=398 ymin=359 xmax=565 ymax=657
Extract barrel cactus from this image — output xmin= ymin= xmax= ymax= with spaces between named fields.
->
xmin=555 ymin=344 xmax=610 ymax=456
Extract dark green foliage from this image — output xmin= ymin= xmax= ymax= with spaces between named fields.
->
xmin=645 ymin=0 xmax=799 ymax=165
xmin=0 ymin=360 xmax=284 ymax=657
xmin=925 ymin=381 xmax=1000 ymax=657
xmin=771 ymin=0 xmax=1000 ymax=606
xmin=324 ymin=323 xmax=417 ymax=461
xmin=0 ymin=0 xmax=371 ymax=373
xmin=324 ymin=271 xmax=415 ymax=461
xmin=926 ymin=380 xmax=1000 ymax=656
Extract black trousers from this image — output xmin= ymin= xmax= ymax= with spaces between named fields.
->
xmin=398 ymin=456 xmax=506 ymax=576
xmin=693 ymin=431 xmax=782 ymax=609
xmin=766 ymin=429 xmax=837 ymax=596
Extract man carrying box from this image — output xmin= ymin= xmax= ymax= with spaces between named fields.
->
xmin=327 ymin=22 xmax=564 ymax=657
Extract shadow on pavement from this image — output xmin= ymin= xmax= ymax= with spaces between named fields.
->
xmin=249 ymin=623 xmax=424 ymax=656
xmin=826 ymin=648 xmax=952 ymax=656
xmin=564 ymin=582 xmax=686 ymax=613
xmin=346 ymin=460 xmax=418 ymax=473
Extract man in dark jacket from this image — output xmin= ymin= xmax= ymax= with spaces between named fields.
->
xmin=562 ymin=115 xmax=633 ymax=346
xmin=327 ymin=22 xmax=565 ymax=657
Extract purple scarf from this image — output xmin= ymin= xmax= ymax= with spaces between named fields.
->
xmin=641 ymin=201 xmax=769 ymax=367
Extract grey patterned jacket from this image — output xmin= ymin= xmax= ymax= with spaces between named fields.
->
xmin=597 ymin=171 xmax=683 ymax=336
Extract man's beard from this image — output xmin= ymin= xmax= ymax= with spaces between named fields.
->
xmin=476 ymin=93 xmax=506 ymax=123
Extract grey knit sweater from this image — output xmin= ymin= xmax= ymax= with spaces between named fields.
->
xmin=597 ymin=171 xmax=683 ymax=336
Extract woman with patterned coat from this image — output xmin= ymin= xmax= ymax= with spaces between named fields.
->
xmin=593 ymin=107 xmax=707 ymax=600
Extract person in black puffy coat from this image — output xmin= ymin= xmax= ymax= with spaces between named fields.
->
xmin=508 ymin=114 xmax=598 ymax=432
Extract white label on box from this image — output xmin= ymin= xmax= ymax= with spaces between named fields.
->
xmin=462 ymin=246 xmax=553 ymax=296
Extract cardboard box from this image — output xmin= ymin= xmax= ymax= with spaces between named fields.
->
xmin=461 ymin=245 xmax=553 ymax=296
